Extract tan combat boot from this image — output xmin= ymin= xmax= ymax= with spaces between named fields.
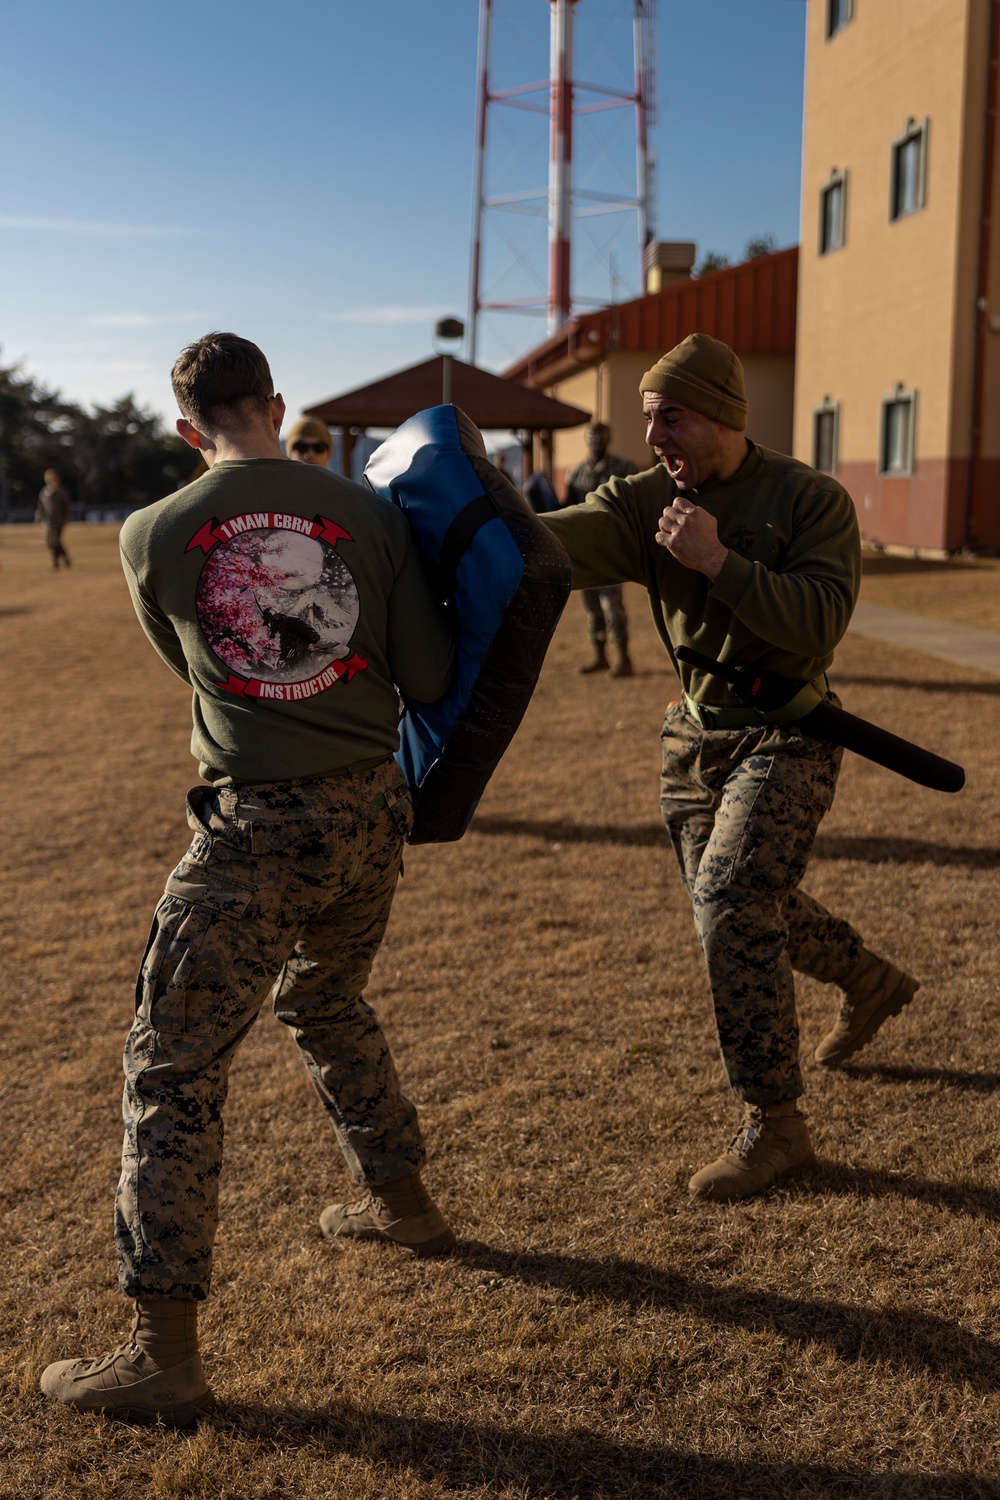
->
xmin=688 ymin=1102 xmax=816 ymax=1202
xmin=579 ymin=642 xmax=610 ymax=674
xmin=320 ymin=1171 xmax=455 ymax=1257
xmin=814 ymin=950 xmax=919 ymax=1068
xmin=609 ymin=646 xmax=634 ymax=678
xmin=39 ymin=1297 xmax=213 ymax=1426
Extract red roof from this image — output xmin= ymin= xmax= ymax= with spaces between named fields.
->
xmin=503 ymin=246 xmax=798 ymax=387
xmin=304 ymin=355 xmax=589 ymax=431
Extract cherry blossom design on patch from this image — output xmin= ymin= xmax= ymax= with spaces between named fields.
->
xmin=188 ymin=512 xmax=368 ymax=702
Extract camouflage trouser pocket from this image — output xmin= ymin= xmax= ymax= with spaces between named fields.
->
xmin=712 ymin=745 xmax=839 ymax=897
xmin=137 ymin=876 xmax=252 ymax=1036
xmin=383 ymin=780 xmax=414 ymax=841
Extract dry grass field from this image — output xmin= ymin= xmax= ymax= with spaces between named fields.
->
xmin=859 ymin=550 xmax=1000 ymax=630
xmin=1 ymin=523 xmax=999 ymax=1500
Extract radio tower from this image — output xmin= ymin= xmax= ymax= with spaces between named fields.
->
xmin=467 ymin=0 xmax=656 ymax=366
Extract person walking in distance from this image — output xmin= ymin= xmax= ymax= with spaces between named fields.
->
xmin=36 ymin=467 xmax=72 ymax=569
xmin=564 ymin=423 xmax=636 ymax=678
xmin=40 ymin=332 xmax=456 ymax=1425
xmin=541 ymin=333 xmax=918 ymax=1203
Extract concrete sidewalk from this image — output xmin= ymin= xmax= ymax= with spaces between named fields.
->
xmin=849 ymin=600 xmax=1000 ymax=678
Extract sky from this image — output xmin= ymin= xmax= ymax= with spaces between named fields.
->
xmin=0 ymin=0 xmax=807 ymax=432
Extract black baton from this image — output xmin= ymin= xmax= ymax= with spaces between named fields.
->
xmin=674 ymin=646 xmax=965 ymax=794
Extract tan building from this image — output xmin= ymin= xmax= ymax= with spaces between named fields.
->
xmin=794 ymin=0 xmax=1000 ymax=551
xmin=505 ymin=247 xmax=799 ymax=497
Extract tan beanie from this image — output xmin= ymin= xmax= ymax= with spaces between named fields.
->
xmin=286 ymin=416 xmax=331 ymax=450
xmin=639 ymin=333 xmax=748 ymax=431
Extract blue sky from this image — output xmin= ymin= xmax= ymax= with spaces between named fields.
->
xmin=0 ymin=0 xmax=806 ymax=430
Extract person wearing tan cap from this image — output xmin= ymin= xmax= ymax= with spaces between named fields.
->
xmin=286 ymin=416 xmax=333 ymax=467
xmin=541 ymin=332 xmax=917 ymax=1203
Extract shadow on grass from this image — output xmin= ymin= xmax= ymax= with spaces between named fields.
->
xmin=834 ymin=673 xmax=1000 ymax=695
xmin=210 ymin=1399 xmax=999 ymax=1498
xmin=842 ymin=1063 xmax=1000 ymax=1095
xmin=470 ymin=818 xmax=998 ymax=869
xmin=798 ymin=1163 xmax=1000 ymax=1222
xmin=448 ymin=1243 xmax=1000 ymax=1393
xmin=471 ymin=814 xmax=668 ymax=848
xmin=812 ymin=834 xmax=1000 ymax=868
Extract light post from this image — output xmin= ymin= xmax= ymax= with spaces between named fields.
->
xmin=433 ymin=318 xmax=465 ymax=405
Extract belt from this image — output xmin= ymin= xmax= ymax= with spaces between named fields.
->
xmin=683 ymin=695 xmax=763 ymax=730
xmin=684 ymin=674 xmax=829 ymax=732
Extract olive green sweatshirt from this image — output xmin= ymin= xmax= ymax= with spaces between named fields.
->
xmin=541 ymin=442 xmax=860 ymax=708
xmin=120 ymin=459 xmax=454 ymax=784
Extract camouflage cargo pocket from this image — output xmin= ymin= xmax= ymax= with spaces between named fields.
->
xmin=383 ymin=780 xmax=414 ymax=840
xmin=717 ymin=753 xmax=835 ymax=896
xmin=137 ymin=875 xmax=252 ymax=1036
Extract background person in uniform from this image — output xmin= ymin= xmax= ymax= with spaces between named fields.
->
xmin=286 ymin=415 xmax=332 ymax=467
xmin=41 ymin=332 xmax=456 ymax=1425
xmin=36 ymin=467 xmax=72 ymax=568
xmin=541 ymin=333 xmax=917 ymax=1203
xmin=563 ymin=423 xmax=636 ymax=677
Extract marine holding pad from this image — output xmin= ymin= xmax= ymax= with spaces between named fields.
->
xmin=364 ymin=406 xmax=573 ymax=842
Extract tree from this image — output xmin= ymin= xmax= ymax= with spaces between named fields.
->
xmin=694 ymin=250 xmax=731 ymax=277
xmin=0 ymin=358 xmax=79 ymax=506
xmin=0 ymin=353 xmax=188 ymax=513
xmin=71 ymin=396 xmax=190 ymax=510
xmin=743 ymin=233 xmax=778 ymax=259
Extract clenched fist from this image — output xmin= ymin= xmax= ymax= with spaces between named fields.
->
xmin=655 ymin=498 xmax=729 ymax=580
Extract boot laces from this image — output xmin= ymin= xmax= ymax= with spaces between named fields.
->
xmin=729 ymin=1110 xmax=766 ymax=1158
xmin=344 ymin=1191 xmax=378 ymax=1219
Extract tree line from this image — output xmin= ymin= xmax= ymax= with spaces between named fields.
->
xmin=695 ymin=233 xmax=779 ymax=278
xmin=0 ymin=354 xmax=194 ymax=516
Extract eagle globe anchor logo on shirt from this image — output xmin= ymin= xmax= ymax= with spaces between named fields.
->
xmin=185 ymin=511 xmax=369 ymax=701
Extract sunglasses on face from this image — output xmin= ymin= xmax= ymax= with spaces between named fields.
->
xmin=292 ymin=441 xmax=329 ymax=455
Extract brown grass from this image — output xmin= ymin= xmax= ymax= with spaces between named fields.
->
xmin=1 ymin=522 xmax=999 ymax=1499
xmin=861 ymin=550 xmax=1000 ymax=631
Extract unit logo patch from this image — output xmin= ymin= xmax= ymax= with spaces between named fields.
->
xmin=186 ymin=512 xmax=368 ymax=700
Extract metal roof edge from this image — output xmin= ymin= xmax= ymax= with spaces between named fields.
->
xmin=503 ymin=246 xmax=799 ymax=388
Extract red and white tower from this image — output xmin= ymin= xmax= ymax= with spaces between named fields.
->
xmin=467 ymin=0 xmax=656 ymax=365
xmin=547 ymin=0 xmax=576 ymax=335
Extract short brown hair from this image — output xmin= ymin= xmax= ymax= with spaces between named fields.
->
xmin=171 ymin=331 xmax=274 ymax=433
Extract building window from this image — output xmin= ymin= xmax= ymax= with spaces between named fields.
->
xmin=879 ymin=385 xmax=917 ymax=476
xmin=819 ymin=170 xmax=847 ymax=253
xmin=826 ymin=0 xmax=854 ymax=38
xmin=813 ymin=399 xmax=840 ymax=474
xmin=890 ymin=119 xmax=929 ymax=220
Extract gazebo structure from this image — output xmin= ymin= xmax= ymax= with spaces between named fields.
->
xmin=303 ymin=355 xmax=589 ymax=479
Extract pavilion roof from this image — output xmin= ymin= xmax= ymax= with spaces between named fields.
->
xmin=303 ymin=355 xmax=590 ymax=431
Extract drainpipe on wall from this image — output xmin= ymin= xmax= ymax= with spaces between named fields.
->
xmin=966 ymin=0 xmax=1000 ymax=549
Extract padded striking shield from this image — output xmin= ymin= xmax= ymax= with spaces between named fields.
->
xmin=365 ymin=405 xmax=573 ymax=842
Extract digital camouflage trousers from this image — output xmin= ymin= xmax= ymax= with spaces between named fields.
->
xmin=581 ymin=586 xmax=629 ymax=648
xmin=659 ymin=701 xmax=863 ymax=1106
xmin=115 ymin=757 xmax=423 ymax=1301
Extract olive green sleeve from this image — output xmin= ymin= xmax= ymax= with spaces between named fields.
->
xmin=120 ymin=543 xmax=192 ymax=685
xmin=709 ymin=482 xmax=860 ymax=658
xmin=539 ymin=474 xmax=656 ymax=589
